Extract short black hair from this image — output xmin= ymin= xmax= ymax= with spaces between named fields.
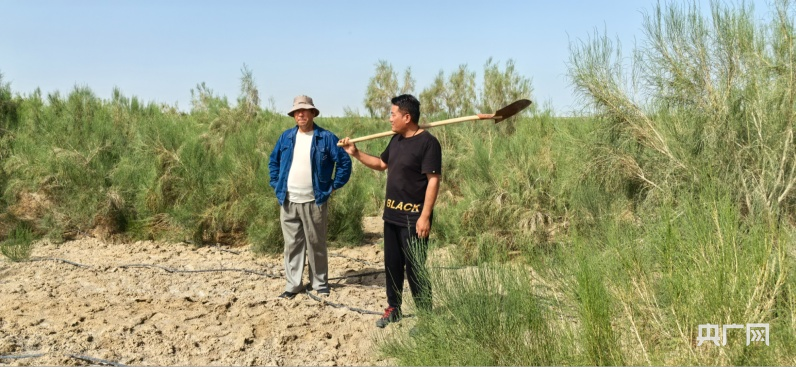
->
xmin=391 ymin=94 xmax=420 ymax=124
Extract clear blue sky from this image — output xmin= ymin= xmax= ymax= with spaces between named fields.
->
xmin=0 ymin=0 xmax=771 ymax=116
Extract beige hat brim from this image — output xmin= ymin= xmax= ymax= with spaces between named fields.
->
xmin=288 ymin=103 xmax=320 ymax=117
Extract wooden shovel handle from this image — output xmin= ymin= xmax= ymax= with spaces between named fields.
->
xmin=421 ymin=114 xmax=495 ymax=129
xmin=336 ymin=114 xmax=495 ymax=147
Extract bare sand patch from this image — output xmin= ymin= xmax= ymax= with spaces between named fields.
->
xmin=0 ymin=218 xmax=413 ymax=366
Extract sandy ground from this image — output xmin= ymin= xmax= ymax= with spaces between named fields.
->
xmin=0 ymin=217 xmax=415 ymax=366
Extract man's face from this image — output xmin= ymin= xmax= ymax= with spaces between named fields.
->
xmin=389 ymin=105 xmax=410 ymax=133
xmin=293 ymin=109 xmax=315 ymax=130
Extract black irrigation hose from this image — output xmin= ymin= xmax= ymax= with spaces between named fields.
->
xmin=304 ymin=290 xmax=381 ymax=316
xmin=334 ymin=283 xmax=382 ymax=289
xmin=328 ymin=270 xmax=385 ymax=281
xmin=27 ymin=257 xmax=89 ymax=268
xmin=67 ymin=354 xmax=127 ymax=367
xmin=117 ymin=264 xmax=280 ymax=279
xmin=0 ymin=353 xmax=125 ymax=366
xmin=326 ymin=267 xmax=469 ymax=281
xmin=0 ymin=353 xmax=45 ymax=360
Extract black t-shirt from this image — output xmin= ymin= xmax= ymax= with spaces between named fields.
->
xmin=380 ymin=130 xmax=442 ymax=227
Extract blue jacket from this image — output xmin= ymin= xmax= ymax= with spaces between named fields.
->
xmin=268 ymin=124 xmax=352 ymax=206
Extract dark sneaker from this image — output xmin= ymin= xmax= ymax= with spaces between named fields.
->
xmin=317 ymin=289 xmax=330 ymax=297
xmin=278 ymin=291 xmax=297 ymax=299
xmin=375 ymin=307 xmax=402 ymax=328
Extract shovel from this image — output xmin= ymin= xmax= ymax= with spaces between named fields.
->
xmin=336 ymin=99 xmax=532 ymax=146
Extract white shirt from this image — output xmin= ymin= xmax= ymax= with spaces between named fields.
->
xmin=287 ymin=130 xmax=315 ymax=203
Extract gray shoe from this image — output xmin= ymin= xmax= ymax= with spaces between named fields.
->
xmin=317 ymin=289 xmax=330 ymax=297
xmin=375 ymin=307 xmax=402 ymax=328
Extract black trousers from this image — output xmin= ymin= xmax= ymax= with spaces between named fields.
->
xmin=383 ymin=221 xmax=432 ymax=312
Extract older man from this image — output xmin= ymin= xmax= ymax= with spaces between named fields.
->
xmin=268 ymin=95 xmax=351 ymax=299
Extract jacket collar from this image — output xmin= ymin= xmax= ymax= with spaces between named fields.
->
xmin=292 ymin=123 xmax=326 ymax=137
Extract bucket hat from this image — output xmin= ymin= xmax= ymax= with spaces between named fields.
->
xmin=288 ymin=95 xmax=320 ymax=117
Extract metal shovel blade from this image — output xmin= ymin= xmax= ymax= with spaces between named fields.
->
xmin=493 ymin=99 xmax=532 ymax=123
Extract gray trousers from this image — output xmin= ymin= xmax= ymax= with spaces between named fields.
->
xmin=280 ymin=199 xmax=329 ymax=293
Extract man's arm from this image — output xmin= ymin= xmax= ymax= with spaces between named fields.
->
xmin=338 ymin=137 xmax=387 ymax=171
xmin=332 ymin=141 xmax=353 ymax=190
xmin=416 ymin=173 xmax=440 ymax=238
